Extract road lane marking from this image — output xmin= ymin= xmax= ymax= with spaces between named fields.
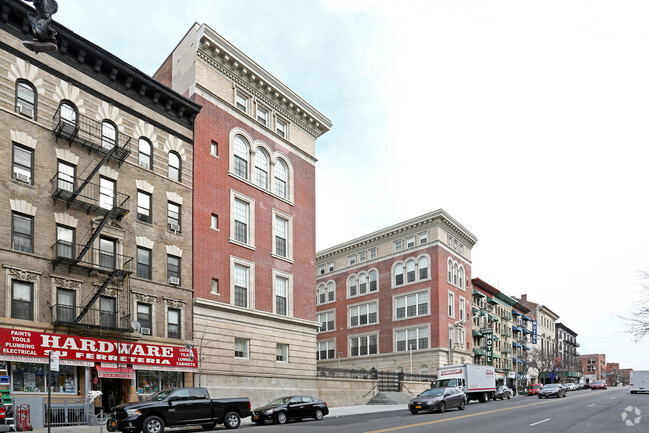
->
xmin=610 ymin=397 xmax=616 ymax=399
xmin=588 ymin=403 xmax=596 ymax=407
xmin=364 ymin=391 xmax=614 ymax=433
xmin=529 ymin=418 xmax=551 ymax=426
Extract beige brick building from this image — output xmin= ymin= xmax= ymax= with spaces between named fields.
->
xmin=0 ymin=0 xmax=200 ymax=410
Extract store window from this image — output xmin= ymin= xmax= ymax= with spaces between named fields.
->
xmin=136 ymin=370 xmax=183 ymax=396
xmin=12 ymin=362 xmax=77 ymax=393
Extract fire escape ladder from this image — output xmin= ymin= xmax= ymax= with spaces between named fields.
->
xmin=74 ymin=214 xmax=111 ymax=264
xmin=67 ymin=145 xmax=118 ymax=204
xmin=74 ymin=269 xmax=118 ymax=324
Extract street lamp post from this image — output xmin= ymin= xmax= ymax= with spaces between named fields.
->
xmin=409 ymin=344 xmax=414 ymax=374
xmin=336 ymin=351 xmax=342 ymax=377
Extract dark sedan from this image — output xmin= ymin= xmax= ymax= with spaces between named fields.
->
xmin=495 ymin=385 xmax=512 ymax=400
xmin=538 ymin=384 xmax=566 ymax=398
xmin=251 ymin=396 xmax=328 ymax=425
xmin=409 ymin=387 xmax=467 ymax=414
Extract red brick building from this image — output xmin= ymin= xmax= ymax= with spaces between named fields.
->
xmin=579 ymin=353 xmax=607 ymax=383
xmin=155 ymin=24 xmax=331 ymax=401
xmin=315 ymin=210 xmax=477 ymax=377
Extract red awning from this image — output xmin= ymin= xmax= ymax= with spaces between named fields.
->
xmin=96 ymin=365 xmax=135 ymax=379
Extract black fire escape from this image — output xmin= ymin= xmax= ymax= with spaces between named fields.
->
xmin=50 ymin=106 xmax=133 ymax=333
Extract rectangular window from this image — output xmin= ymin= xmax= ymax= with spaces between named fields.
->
xmin=369 ymin=248 xmax=377 ymax=259
xmin=99 ymin=237 xmax=116 ymax=270
xmin=276 ymin=343 xmax=288 ymax=362
xmin=274 ymin=216 xmax=288 ymax=258
xmin=99 ymin=296 xmax=116 ymax=329
xmin=396 ymin=327 xmax=429 ymax=352
xmin=406 ymin=236 xmax=415 ymax=248
xmin=448 ymin=292 xmax=455 ymax=318
xmin=57 ymin=160 xmax=75 ymax=192
xmin=56 ymin=288 xmax=75 ymax=323
xmin=394 ymin=240 xmax=403 ymax=252
xmin=459 ymin=298 xmax=466 ymax=321
xmin=12 ymin=280 xmax=33 ymax=320
xmin=234 ymin=337 xmax=249 ymax=358
xmin=395 ymin=292 xmax=429 ymax=319
xmin=317 ymin=340 xmax=335 ymax=360
xmin=257 ymin=106 xmax=268 ymax=125
xmin=168 ymin=308 xmax=181 ymax=339
xmin=418 ymin=232 xmax=428 ymax=244
xmin=167 ymin=255 xmax=181 ymax=283
xmin=234 ymin=263 xmax=249 ymax=307
xmin=210 ymin=140 xmax=218 ymax=156
xmin=167 ymin=202 xmax=181 ymax=232
xmin=211 ymin=278 xmax=219 ymax=294
xmin=349 ymin=302 xmax=378 ymax=327
xmin=359 ymin=251 xmax=366 ymax=262
xmin=235 ymin=92 xmax=248 ymax=113
xmin=348 ymin=255 xmax=356 ymax=266
xmin=12 ymin=143 xmax=33 ymax=184
xmin=317 ymin=311 xmax=335 ymax=332
xmin=275 ymin=275 xmax=288 ymax=316
xmin=137 ymin=191 xmax=152 ymax=223
xmin=98 ymin=176 xmax=115 ymax=210
xmin=137 ymin=247 xmax=152 ymax=279
xmin=276 ymin=118 xmax=287 ymax=137
xmin=234 ymin=199 xmax=249 ymax=244
xmin=211 ymin=214 xmax=218 ymax=230
xmin=350 ymin=334 xmax=378 ymax=357
xmin=12 ymin=212 xmax=33 ymax=253
xmin=137 ymin=303 xmax=152 ymax=330
xmin=329 ymin=262 xmax=334 ymax=272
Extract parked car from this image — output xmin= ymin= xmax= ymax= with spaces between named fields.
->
xmin=409 ymin=387 xmax=467 ymax=414
xmin=527 ymin=383 xmax=543 ymax=396
xmin=495 ymin=385 xmax=513 ymax=400
xmin=575 ymin=382 xmax=584 ymax=390
xmin=106 ymin=387 xmax=250 ymax=433
xmin=251 ymin=396 xmax=328 ymax=425
xmin=566 ymin=383 xmax=576 ymax=391
xmin=538 ymin=384 xmax=566 ymax=399
xmin=583 ymin=382 xmax=591 ymax=389
xmin=591 ymin=380 xmax=607 ymax=390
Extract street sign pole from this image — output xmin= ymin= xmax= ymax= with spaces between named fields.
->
xmin=47 ymin=351 xmax=51 ymax=433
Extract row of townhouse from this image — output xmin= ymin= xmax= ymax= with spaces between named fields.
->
xmin=315 ymin=211 xmax=584 ymax=392
xmin=0 ymin=0 xmax=330 ymax=412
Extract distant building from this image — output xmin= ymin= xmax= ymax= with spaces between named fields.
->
xmin=315 ymin=210 xmax=477 ymax=377
xmin=555 ymin=323 xmax=581 ymax=383
xmin=606 ymin=363 xmax=632 ymax=386
xmin=579 ymin=354 xmax=607 ymax=383
xmin=154 ymin=23 xmax=331 ymax=401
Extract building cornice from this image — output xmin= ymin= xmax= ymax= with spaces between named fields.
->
xmin=197 ymin=24 xmax=331 ymax=138
xmin=316 ymin=209 xmax=477 ymax=259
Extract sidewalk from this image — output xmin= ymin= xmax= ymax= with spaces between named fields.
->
xmin=27 ymin=404 xmax=408 ymax=433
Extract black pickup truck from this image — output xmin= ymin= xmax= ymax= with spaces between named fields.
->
xmin=106 ymin=387 xmax=250 ymax=433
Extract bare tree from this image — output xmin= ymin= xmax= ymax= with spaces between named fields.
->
xmin=620 ymin=271 xmax=649 ymax=342
xmin=192 ymin=325 xmax=223 ymax=386
xmin=529 ymin=348 xmax=560 ymax=381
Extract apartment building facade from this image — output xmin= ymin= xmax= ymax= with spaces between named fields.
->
xmin=0 ymin=0 xmax=200 ymax=410
xmin=154 ymin=23 xmax=331 ymax=400
xmin=556 ymin=322 xmax=581 ymax=382
xmin=315 ymin=210 xmax=477 ymax=377
xmin=579 ymin=353 xmax=607 ymax=383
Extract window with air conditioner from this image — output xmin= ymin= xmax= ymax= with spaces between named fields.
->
xmin=167 ymin=201 xmax=181 ymax=232
xmin=138 ymin=138 xmax=152 ymax=169
xmin=137 ymin=302 xmax=152 ymax=332
xmin=167 ymin=255 xmax=180 ymax=285
xmin=12 ymin=144 xmax=33 ymax=185
xmin=15 ymin=81 xmax=36 ymax=120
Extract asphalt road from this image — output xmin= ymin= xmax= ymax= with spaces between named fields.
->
xmin=238 ymin=388 xmax=649 ymax=433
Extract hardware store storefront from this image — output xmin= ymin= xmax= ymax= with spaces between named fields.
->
xmin=0 ymin=327 xmax=197 ymax=411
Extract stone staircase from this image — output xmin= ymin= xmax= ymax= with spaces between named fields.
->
xmin=367 ymin=392 xmax=413 ymax=405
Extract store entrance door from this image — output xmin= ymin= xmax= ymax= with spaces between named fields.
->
xmin=99 ymin=378 xmax=127 ymax=412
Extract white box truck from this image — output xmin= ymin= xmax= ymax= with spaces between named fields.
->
xmin=630 ymin=370 xmax=649 ymax=394
xmin=434 ymin=364 xmax=496 ymax=403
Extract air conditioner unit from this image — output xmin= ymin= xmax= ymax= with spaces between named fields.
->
xmin=58 ymin=121 xmax=77 ymax=138
xmin=14 ymin=172 xmax=30 ymax=183
xmin=17 ymin=104 xmax=34 ymax=118
xmin=168 ymin=223 xmax=180 ymax=233
xmin=140 ymin=327 xmax=151 ymax=335
xmin=168 ymin=277 xmax=180 ymax=285
xmin=139 ymin=160 xmax=150 ymax=169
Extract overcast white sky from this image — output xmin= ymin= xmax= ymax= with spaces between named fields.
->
xmin=55 ymin=0 xmax=649 ymax=370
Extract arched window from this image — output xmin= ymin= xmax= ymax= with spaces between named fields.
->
xmin=406 ymin=260 xmax=416 ymax=283
xmin=359 ymin=273 xmax=367 ymax=294
xmin=448 ymin=259 xmax=453 ymax=283
xmin=459 ymin=266 xmax=465 ymax=289
xmin=327 ymin=282 xmax=335 ymax=302
xmin=317 ymin=284 xmax=326 ymax=305
xmin=168 ymin=151 xmax=181 ymax=181
xmin=395 ymin=263 xmax=404 ymax=286
xmin=139 ymin=138 xmax=152 ymax=170
xmin=15 ymin=80 xmax=36 ymax=119
xmin=274 ymin=159 xmax=288 ymax=198
xmin=369 ymin=270 xmax=378 ymax=292
xmin=233 ymin=135 xmax=249 ymax=179
xmin=101 ymin=121 xmax=116 ymax=150
xmin=420 ymin=364 xmax=429 ymax=375
xmin=59 ymin=102 xmax=77 ymax=126
xmin=254 ymin=149 xmax=269 ymax=189
xmin=348 ymin=276 xmax=357 ymax=297
xmin=453 ymin=263 xmax=458 ymax=286
xmin=419 ymin=257 xmax=429 ymax=280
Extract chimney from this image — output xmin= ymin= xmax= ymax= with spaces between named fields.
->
xmin=521 ymin=294 xmax=527 ymax=301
